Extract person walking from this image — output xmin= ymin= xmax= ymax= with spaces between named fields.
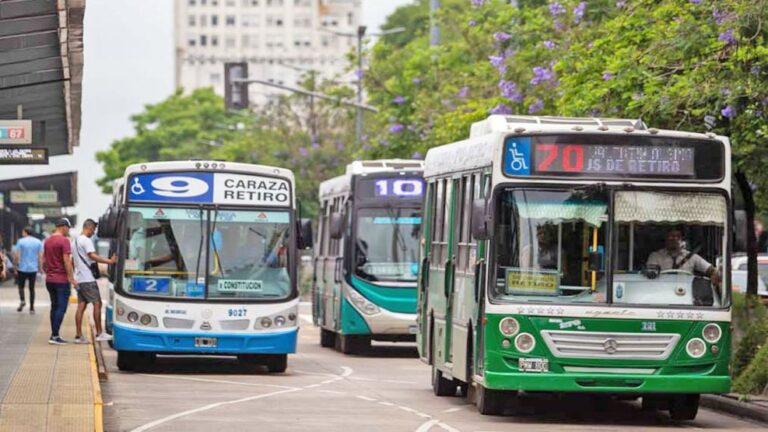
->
xmin=13 ymin=227 xmax=43 ymax=314
xmin=73 ymin=219 xmax=115 ymax=343
xmin=43 ymin=218 xmax=77 ymax=345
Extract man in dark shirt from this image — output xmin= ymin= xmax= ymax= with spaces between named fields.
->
xmin=43 ymin=218 xmax=77 ymax=345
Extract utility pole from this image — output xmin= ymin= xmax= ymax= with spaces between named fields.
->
xmin=356 ymin=25 xmax=367 ymax=148
xmin=430 ymin=0 xmax=440 ymax=46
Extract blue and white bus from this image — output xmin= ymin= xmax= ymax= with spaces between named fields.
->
xmin=99 ymin=161 xmax=311 ymax=372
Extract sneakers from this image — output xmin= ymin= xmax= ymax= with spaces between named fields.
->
xmin=73 ymin=336 xmax=90 ymax=344
xmin=17 ymin=302 xmax=25 ymax=312
xmin=48 ymin=336 xmax=68 ymax=345
xmin=95 ymin=333 xmax=113 ymax=342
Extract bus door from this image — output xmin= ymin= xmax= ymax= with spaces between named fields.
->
xmin=312 ymin=202 xmax=327 ymax=326
xmin=443 ymin=178 xmax=459 ymax=365
xmin=326 ymin=197 xmax=345 ymax=331
xmin=418 ymin=182 xmax=435 ymax=360
xmin=428 ymin=179 xmax=451 ymax=364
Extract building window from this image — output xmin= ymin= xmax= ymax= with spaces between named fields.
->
xmin=200 ymin=15 xmax=208 ymax=27
xmin=226 ymin=0 xmax=236 ymax=6
xmin=211 ymin=0 xmax=219 ymax=5
xmin=242 ymin=14 xmax=259 ymax=27
xmin=242 ymin=35 xmax=259 ymax=48
xmin=200 ymin=35 xmax=207 ymax=46
xmin=294 ymin=0 xmax=310 ymax=6
xmin=225 ymin=36 xmax=236 ymax=48
xmin=188 ymin=15 xmax=196 ymax=26
xmin=226 ymin=15 xmax=236 ymax=26
xmin=243 ymin=0 xmax=258 ymax=6
xmin=211 ymin=15 xmax=219 ymax=26
xmin=210 ymin=73 xmax=222 ymax=84
xmin=211 ymin=35 xmax=219 ymax=46
xmin=348 ymin=12 xmax=353 ymax=26
xmin=201 ymin=0 xmax=207 ymax=5
xmin=189 ymin=0 xmax=196 ymax=6
xmin=188 ymin=37 xmax=197 ymax=47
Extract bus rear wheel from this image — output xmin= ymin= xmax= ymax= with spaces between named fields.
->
xmin=669 ymin=394 xmax=699 ymax=421
xmin=320 ymin=329 xmax=336 ymax=348
xmin=265 ymin=354 xmax=288 ymax=373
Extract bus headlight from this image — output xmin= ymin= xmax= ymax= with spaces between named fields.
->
xmin=261 ymin=317 xmax=273 ymax=328
xmin=274 ymin=316 xmax=286 ymax=327
xmin=702 ymin=323 xmax=722 ymax=343
xmin=140 ymin=314 xmax=152 ymax=326
xmin=116 ymin=307 xmax=125 ymax=316
xmin=127 ymin=312 xmax=139 ymax=323
xmin=686 ymin=338 xmax=706 ymax=358
xmin=499 ymin=318 xmax=520 ymax=337
xmin=515 ymin=333 xmax=536 ymax=353
xmin=347 ymin=289 xmax=380 ymax=316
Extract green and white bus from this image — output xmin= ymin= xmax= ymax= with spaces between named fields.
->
xmin=418 ymin=115 xmax=732 ymax=420
xmin=313 ymin=160 xmax=424 ymax=354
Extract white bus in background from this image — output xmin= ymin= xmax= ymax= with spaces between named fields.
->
xmin=99 ymin=161 xmax=312 ymax=372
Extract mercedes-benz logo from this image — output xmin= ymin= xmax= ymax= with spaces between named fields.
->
xmin=603 ymin=338 xmax=619 ymax=354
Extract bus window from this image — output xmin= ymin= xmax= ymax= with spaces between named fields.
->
xmin=492 ymin=189 xmax=608 ymax=303
xmin=354 ymin=208 xmax=421 ymax=284
xmin=613 ymin=191 xmax=727 ymax=307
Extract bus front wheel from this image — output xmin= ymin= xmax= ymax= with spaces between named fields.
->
xmin=117 ymin=351 xmax=155 ymax=372
xmin=337 ymin=334 xmax=370 ymax=355
xmin=265 ymin=354 xmax=288 ymax=373
xmin=669 ymin=394 xmax=699 ymax=421
xmin=476 ymin=385 xmax=505 ymax=416
xmin=320 ymin=329 xmax=336 ymax=348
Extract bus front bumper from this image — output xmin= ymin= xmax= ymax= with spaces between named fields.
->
xmin=112 ymin=323 xmax=298 ymax=355
xmin=483 ymin=371 xmax=731 ymax=394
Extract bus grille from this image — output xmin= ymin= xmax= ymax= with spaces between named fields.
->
xmin=541 ymin=330 xmax=680 ymax=360
xmin=163 ymin=317 xmax=195 ymax=329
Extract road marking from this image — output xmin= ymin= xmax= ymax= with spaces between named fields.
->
xmin=129 ymin=388 xmax=302 ymax=432
xmin=440 ymin=405 xmax=472 ymax=413
xmin=136 ymin=374 xmax=296 ymax=390
xmin=356 ymin=395 xmax=377 ymax=402
xmin=415 ymin=419 xmax=440 ymax=432
xmin=379 ymin=401 xmax=396 ymax=407
xmin=436 ymin=422 xmax=460 ymax=432
xmin=349 ymin=376 xmax=418 ymax=385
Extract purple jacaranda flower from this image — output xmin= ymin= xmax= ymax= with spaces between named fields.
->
xmin=471 ymin=0 xmax=485 ymax=7
xmin=498 ymin=80 xmax=523 ymax=102
xmin=721 ymin=105 xmax=735 ymax=118
xmin=573 ymin=2 xmax=586 ymax=24
xmin=380 ymin=139 xmax=390 ymax=146
xmin=616 ymin=1 xmax=626 ymax=7
xmin=530 ymin=66 xmax=555 ymax=85
xmin=489 ymin=55 xmax=505 ymax=69
xmin=393 ymin=95 xmax=406 ymax=105
xmin=362 ymin=144 xmax=371 ymax=151
xmin=543 ymin=40 xmax=556 ymax=49
xmin=751 ymin=66 xmax=762 ymax=76
xmin=335 ymin=141 xmax=345 ymax=151
xmin=361 ymin=134 xmax=369 ymax=142
xmin=457 ymin=86 xmax=470 ymax=98
xmin=489 ymin=103 xmax=512 ymax=115
xmin=528 ymin=98 xmax=544 ymax=114
xmin=602 ymin=72 xmax=614 ymax=80
xmin=549 ymin=2 xmax=566 ymax=16
xmin=689 ymin=0 xmax=701 ymax=3
xmin=719 ymin=29 xmax=736 ymax=45
xmin=673 ymin=16 xmax=683 ymax=23
xmin=493 ymin=32 xmax=512 ymax=42
xmin=632 ymin=92 xmax=644 ymax=101
xmin=299 ymin=147 xmax=309 ymax=157
xmin=311 ymin=142 xmax=321 ymax=149
xmin=412 ymin=77 xmax=422 ymax=85
xmin=713 ymin=8 xmax=735 ymax=25
xmin=389 ymin=123 xmax=405 ymax=133
xmin=411 ymin=151 xmax=422 ymax=160
xmin=468 ymin=20 xmax=477 ymax=27
xmin=354 ymin=69 xmax=364 ymax=80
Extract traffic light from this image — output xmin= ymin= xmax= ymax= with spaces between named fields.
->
xmin=225 ymin=62 xmax=249 ymax=110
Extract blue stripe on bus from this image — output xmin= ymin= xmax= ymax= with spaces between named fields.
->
xmin=112 ymin=323 xmax=298 ymax=354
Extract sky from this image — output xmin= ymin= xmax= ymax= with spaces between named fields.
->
xmin=0 ymin=0 xmax=413 ymax=228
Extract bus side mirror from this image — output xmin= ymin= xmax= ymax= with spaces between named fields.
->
xmin=98 ymin=206 xmax=118 ymax=238
xmin=471 ymin=199 xmax=490 ymax=240
xmin=329 ymin=212 xmax=344 ymax=240
xmin=734 ymin=210 xmax=747 ymax=252
xmin=298 ymin=218 xmax=314 ymax=250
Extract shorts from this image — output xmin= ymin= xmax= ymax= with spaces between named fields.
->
xmin=77 ymin=281 xmax=101 ymax=304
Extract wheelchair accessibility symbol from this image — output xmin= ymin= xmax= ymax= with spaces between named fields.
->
xmin=131 ymin=177 xmax=146 ymax=196
xmin=504 ymin=138 xmax=531 ymax=176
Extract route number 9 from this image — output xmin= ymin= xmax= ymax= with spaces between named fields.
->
xmin=374 ymin=179 xmax=423 ymax=197
xmin=151 ymin=176 xmax=210 ymax=198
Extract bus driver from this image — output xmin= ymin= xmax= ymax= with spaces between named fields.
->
xmin=646 ymin=228 xmax=721 ymax=285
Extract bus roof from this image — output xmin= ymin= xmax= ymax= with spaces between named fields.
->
xmin=319 ymin=159 xmax=425 ymax=199
xmin=122 ymin=160 xmax=295 ymax=181
xmin=425 ymin=115 xmax=728 ymax=178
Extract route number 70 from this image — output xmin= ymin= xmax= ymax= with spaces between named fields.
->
xmin=536 ymin=144 xmax=584 ymax=172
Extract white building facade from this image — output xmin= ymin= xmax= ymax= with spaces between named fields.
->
xmin=174 ymin=0 xmax=361 ymax=104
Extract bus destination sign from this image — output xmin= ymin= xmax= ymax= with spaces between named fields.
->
xmin=357 ymin=177 xmax=424 ymax=200
xmin=535 ymin=143 xmax=695 ymax=176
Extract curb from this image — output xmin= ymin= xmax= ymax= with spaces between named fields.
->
xmin=88 ymin=323 xmax=104 ymax=432
xmin=701 ymin=394 xmax=768 ymax=424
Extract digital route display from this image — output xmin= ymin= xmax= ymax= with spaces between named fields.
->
xmin=503 ymin=135 xmax=724 ymax=181
xmin=535 ymin=143 xmax=695 ymax=176
xmin=357 ymin=177 xmax=424 ymax=200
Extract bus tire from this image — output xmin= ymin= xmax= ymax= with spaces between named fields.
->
xmin=116 ymin=350 xmax=137 ymax=372
xmin=669 ymin=394 xmax=699 ymax=421
xmin=432 ymin=365 xmax=457 ymax=396
xmin=338 ymin=334 xmax=369 ymax=355
xmin=265 ymin=354 xmax=288 ymax=373
xmin=476 ymin=385 xmax=503 ymax=415
xmin=320 ymin=329 xmax=336 ymax=348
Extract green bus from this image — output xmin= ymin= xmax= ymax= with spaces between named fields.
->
xmin=313 ymin=160 xmax=424 ymax=354
xmin=418 ymin=115 xmax=732 ymax=420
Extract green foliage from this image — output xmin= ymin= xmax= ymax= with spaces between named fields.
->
xmin=733 ymin=326 xmax=768 ymax=395
xmin=732 ymin=316 xmax=768 ymax=380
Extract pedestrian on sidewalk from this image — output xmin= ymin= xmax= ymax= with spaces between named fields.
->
xmin=73 ymin=219 xmax=116 ymax=344
xmin=13 ymin=227 xmax=43 ymax=314
xmin=42 ymin=218 xmax=77 ymax=345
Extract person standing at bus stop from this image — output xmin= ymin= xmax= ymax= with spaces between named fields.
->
xmin=43 ymin=218 xmax=77 ymax=345
xmin=73 ymin=219 xmax=115 ymax=344
xmin=13 ymin=227 xmax=43 ymax=314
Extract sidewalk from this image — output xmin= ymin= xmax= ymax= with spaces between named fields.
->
xmin=0 ymin=280 xmax=102 ymax=432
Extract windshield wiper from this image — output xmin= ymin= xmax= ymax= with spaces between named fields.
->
xmin=211 ymin=208 xmax=226 ymax=277
xmin=194 ymin=207 xmax=205 ymax=285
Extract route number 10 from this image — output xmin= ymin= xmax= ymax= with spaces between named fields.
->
xmin=374 ymin=179 xmax=423 ymax=197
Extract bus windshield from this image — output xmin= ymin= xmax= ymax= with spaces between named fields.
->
xmin=120 ymin=207 xmax=292 ymax=300
xmin=208 ymin=210 xmax=291 ymax=299
xmin=354 ymin=208 xmax=421 ymax=284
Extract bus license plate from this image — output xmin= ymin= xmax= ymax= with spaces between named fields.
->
xmin=519 ymin=358 xmax=548 ymax=372
xmin=195 ymin=337 xmax=218 ymax=348
xmin=408 ymin=325 xmax=418 ymax=334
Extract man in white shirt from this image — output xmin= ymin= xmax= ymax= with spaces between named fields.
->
xmin=646 ymin=229 xmax=720 ymax=285
xmin=73 ymin=219 xmax=116 ymax=344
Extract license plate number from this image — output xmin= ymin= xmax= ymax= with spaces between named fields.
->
xmin=519 ymin=358 xmax=549 ymax=372
xmin=195 ymin=337 xmax=218 ymax=348
xmin=408 ymin=325 xmax=418 ymax=335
